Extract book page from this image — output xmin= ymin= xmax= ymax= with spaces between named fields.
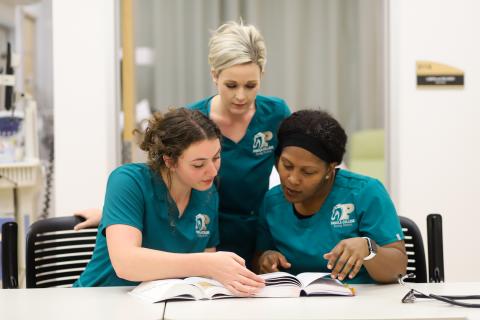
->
xmin=183 ymin=277 xmax=233 ymax=299
xmin=302 ymin=277 xmax=354 ymax=296
xmin=296 ymin=272 xmax=331 ymax=287
xmin=260 ymin=272 xmax=302 ymax=287
xmin=129 ymin=279 xmax=202 ymax=303
xmin=254 ymin=272 xmax=302 ymax=298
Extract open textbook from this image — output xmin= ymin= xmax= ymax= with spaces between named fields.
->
xmin=130 ymin=272 xmax=354 ymax=303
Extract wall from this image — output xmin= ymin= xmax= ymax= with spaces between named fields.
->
xmin=388 ymin=0 xmax=480 ymax=281
xmin=0 ymin=3 xmax=14 ymax=29
xmin=143 ymin=0 xmax=385 ymax=137
xmin=52 ymin=0 xmax=119 ymax=215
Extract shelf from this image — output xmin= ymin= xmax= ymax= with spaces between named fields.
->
xmin=0 ymin=159 xmax=41 ymax=188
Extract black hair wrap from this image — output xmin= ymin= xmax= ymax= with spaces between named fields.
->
xmin=276 ymin=132 xmax=340 ymax=164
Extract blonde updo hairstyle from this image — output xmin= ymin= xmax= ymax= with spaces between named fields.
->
xmin=208 ymin=21 xmax=267 ymax=76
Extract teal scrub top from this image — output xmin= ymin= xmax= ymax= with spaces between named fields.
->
xmin=74 ymin=163 xmax=219 ymax=287
xmin=188 ymin=95 xmax=290 ymax=263
xmin=256 ymin=169 xmax=404 ymax=284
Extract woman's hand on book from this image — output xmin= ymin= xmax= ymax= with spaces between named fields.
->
xmin=258 ymin=250 xmax=291 ymax=273
xmin=204 ymin=251 xmax=265 ymax=297
xmin=323 ymin=237 xmax=369 ymax=281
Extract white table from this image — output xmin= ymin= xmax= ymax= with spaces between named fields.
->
xmin=163 ymin=282 xmax=480 ymax=320
xmin=0 ymin=287 xmax=165 ymax=320
xmin=1 ymin=283 xmax=479 ymax=320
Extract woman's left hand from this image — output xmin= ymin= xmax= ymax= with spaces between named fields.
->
xmin=323 ymin=237 xmax=369 ymax=281
xmin=73 ymin=208 xmax=102 ymax=230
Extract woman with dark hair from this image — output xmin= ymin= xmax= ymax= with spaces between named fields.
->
xmin=74 ymin=21 xmax=290 ymax=268
xmin=255 ymin=109 xmax=407 ymax=284
xmin=74 ymin=108 xmax=264 ymax=296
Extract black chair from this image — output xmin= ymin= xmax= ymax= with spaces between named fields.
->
xmin=427 ymin=213 xmax=445 ymax=282
xmin=25 ymin=216 xmax=98 ymax=288
xmin=1 ymin=221 xmax=18 ymax=288
xmin=399 ymin=214 xmax=445 ymax=283
xmin=399 ymin=216 xmax=428 ymax=283
xmin=1 ymin=216 xmax=97 ymax=288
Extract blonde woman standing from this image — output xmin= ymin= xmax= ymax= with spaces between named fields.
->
xmin=188 ymin=21 xmax=290 ymax=266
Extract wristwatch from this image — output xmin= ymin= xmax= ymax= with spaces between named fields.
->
xmin=362 ymin=237 xmax=377 ymax=261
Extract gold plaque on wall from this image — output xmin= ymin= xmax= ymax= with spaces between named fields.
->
xmin=416 ymin=61 xmax=464 ymax=88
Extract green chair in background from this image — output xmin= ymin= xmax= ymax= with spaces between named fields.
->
xmin=348 ymin=128 xmax=385 ymax=184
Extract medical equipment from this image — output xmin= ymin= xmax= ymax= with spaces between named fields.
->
xmin=399 ymin=274 xmax=480 ymax=308
xmin=1 ymin=41 xmax=41 ymax=287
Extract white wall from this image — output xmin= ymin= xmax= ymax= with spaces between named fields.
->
xmin=388 ymin=0 xmax=480 ymax=281
xmin=52 ymin=0 xmax=119 ymax=215
xmin=0 ymin=3 xmax=14 ymax=29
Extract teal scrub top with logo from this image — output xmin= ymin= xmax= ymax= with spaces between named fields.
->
xmin=74 ymin=163 xmax=219 ymax=287
xmin=256 ymin=169 xmax=404 ymax=284
xmin=188 ymin=95 xmax=290 ymax=263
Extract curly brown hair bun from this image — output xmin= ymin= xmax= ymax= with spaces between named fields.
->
xmin=140 ymin=108 xmax=221 ymax=175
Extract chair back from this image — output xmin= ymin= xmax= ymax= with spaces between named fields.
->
xmin=26 ymin=216 xmax=97 ymax=288
xmin=427 ymin=213 xmax=445 ymax=282
xmin=399 ymin=216 xmax=427 ymax=283
xmin=1 ymin=221 xmax=18 ymax=288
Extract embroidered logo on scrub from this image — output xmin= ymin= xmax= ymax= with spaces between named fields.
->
xmin=331 ymin=203 xmax=356 ymax=227
xmin=195 ymin=214 xmax=211 ymax=237
xmin=253 ymin=131 xmax=274 ymax=156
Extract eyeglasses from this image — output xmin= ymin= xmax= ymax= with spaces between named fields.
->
xmin=398 ymin=273 xmax=480 ymax=308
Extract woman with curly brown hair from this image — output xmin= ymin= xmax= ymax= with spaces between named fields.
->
xmin=73 ymin=108 xmax=264 ymax=296
xmin=75 ymin=21 xmax=291 ymax=269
